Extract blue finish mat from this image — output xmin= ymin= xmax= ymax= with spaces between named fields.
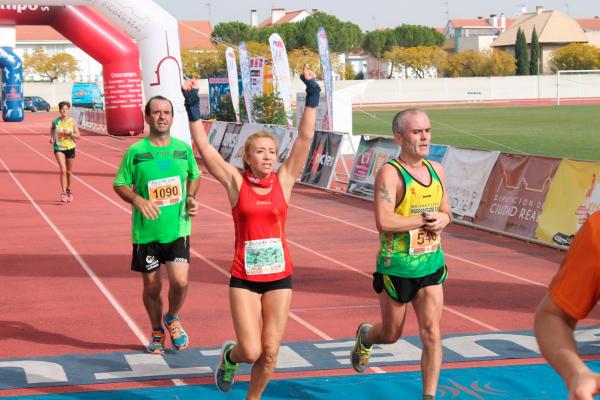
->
xmin=7 ymin=360 xmax=600 ymax=399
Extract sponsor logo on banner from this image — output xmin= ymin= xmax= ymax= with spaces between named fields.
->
xmin=225 ymin=47 xmax=241 ymax=123
xmin=217 ymin=123 xmax=241 ymax=162
xmin=347 ymin=136 xmax=400 ymax=199
xmin=535 ymin=159 xmax=600 ymax=245
xmin=474 ymin=154 xmax=560 ymax=239
xmin=269 ymin=33 xmax=293 ymax=127
xmin=317 ymin=27 xmax=333 ymax=131
xmin=301 ymin=131 xmax=343 ymax=188
xmin=238 ymin=41 xmax=253 ymax=123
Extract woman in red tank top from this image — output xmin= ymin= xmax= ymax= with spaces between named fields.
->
xmin=185 ymin=67 xmax=320 ymax=399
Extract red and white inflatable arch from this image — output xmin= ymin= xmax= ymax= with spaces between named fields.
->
xmin=0 ymin=1 xmax=190 ymax=141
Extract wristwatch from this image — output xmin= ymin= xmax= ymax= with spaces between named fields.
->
xmin=186 ymin=193 xmax=196 ymax=200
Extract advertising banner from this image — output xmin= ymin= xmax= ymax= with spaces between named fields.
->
xmin=347 ymin=136 xmax=400 ymax=199
xmin=474 ymin=154 xmax=561 ymax=239
xmin=225 ymin=47 xmax=240 ymax=123
xmin=442 ymin=148 xmax=499 ymax=218
xmin=269 ymin=33 xmax=293 ymax=127
xmin=208 ymin=77 xmax=230 ymax=117
xmin=427 ymin=144 xmax=448 ymax=164
xmin=301 ymin=131 xmax=344 ymax=188
xmin=207 ymin=121 xmax=228 ymax=148
xmin=238 ymin=42 xmax=253 ymax=123
xmin=316 ymin=27 xmax=333 ymax=131
xmin=535 ymin=159 xmax=600 ymax=246
xmin=249 ymin=56 xmax=265 ymax=98
xmin=216 ymin=123 xmax=242 ymax=162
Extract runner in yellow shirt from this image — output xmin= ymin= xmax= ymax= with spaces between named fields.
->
xmin=49 ymin=101 xmax=80 ymax=202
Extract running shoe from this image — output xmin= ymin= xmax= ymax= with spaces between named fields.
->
xmin=215 ymin=340 xmax=238 ymax=392
xmin=60 ymin=193 xmax=68 ymax=203
xmin=147 ymin=329 xmax=165 ymax=354
xmin=163 ymin=313 xmax=189 ymax=350
xmin=66 ymin=190 xmax=73 ymax=203
xmin=350 ymin=323 xmax=373 ymax=373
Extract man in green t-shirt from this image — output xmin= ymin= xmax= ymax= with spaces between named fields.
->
xmin=114 ymin=95 xmax=201 ymax=354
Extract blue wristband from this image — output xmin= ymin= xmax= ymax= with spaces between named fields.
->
xmin=182 ymin=88 xmax=201 ymax=122
xmin=300 ymin=75 xmax=321 ymax=108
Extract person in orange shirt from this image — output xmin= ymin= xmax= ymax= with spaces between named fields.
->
xmin=535 ymin=211 xmax=600 ymax=400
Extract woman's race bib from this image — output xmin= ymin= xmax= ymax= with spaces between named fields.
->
xmin=408 ymin=228 xmax=440 ymax=255
xmin=147 ymin=176 xmax=182 ymax=207
xmin=244 ymin=238 xmax=285 ymax=275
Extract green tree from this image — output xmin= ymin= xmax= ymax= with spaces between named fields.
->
xmin=515 ymin=27 xmax=530 ymax=75
xmin=212 ymin=21 xmax=255 ymax=45
xmin=23 ymin=47 xmax=79 ymax=82
xmin=384 ymin=45 xmax=446 ymax=78
xmin=255 ymin=23 xmax=301 ymax=50
xmin=344 ymin=63 xmax=355 ymax=80
xmin=287 ymin=47 xmax=321 ymax=78
xmin=252 ymin=90 xmax=287 ymax=125
xmin=392 ymin=24 xmax=445 ymax=47
xmin=530 ymin=26 xmax=541 ymax=74
xmin=294 ymin=12 xmax=363 ymax=53
xmin=550 ymin=43 xmax=600 ymax=71
xmin=362 ymin=29 xmax=395 ymax=78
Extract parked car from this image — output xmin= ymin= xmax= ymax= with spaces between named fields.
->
xmin=71 ymin=82 xmax=103 ymax=109
xmin=24 ymin=96 xmax=50 ymax=112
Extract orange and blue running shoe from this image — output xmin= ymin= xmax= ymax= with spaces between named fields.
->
xmin=163 ymin=313 xmax=189 ymax=350
xmin=147 ymin=329 xmax=165 ymax=354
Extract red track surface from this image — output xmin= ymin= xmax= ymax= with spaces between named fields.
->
xmin=2 ymin=113 xmax=600 ymax=397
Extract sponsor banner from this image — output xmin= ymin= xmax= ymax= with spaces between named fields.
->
xmin=427 ymin=144 xmax=448 ymax=164
xmin=536 ymin=159 xmax=600 ymax=246
xmin=301 ymin=131 xmax=343 ymax=188
xmin=199 ymin=93 xmax=210 ymax=120
xmin=208 ymin=77 xmax=229 ymax=117
xmin=238 ymin=41 xmax=253 ymax=123
xmin=269 ymin=33 xmax=293 ymax=127
xmin=206 ymin=121 xmax=228 ymax=148
xmin=225 ymin=47 xmax=240 ymax=123
xmin=347 ymin=136 xmax=400 ymax=199
xmin=216 ymin=122 xmax=242 ymax=162
xmin=317 ymin=27 xmax=333 ymax=131
xmin=296 ymin=93 xmax=329 ymax=129
xmin=249 ymin=56 xmax=265 ymax=98
xmin=192 ymin=120 xmax=214 ymax=157
xmin=228 ymin=123 xmax=266 ymax=170
xmin=442 ymin=148 xmax=499 ymax=218
xmin=474 ymin=154 xmax=560 ymax=239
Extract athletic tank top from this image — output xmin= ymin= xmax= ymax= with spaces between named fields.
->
xmin=231 ymin=173 xmax=293 ymax=282
xmin=52 ymin=117 xmax=76 ymax=151
xmin=376 ymin=159 xmax=445 ymax=278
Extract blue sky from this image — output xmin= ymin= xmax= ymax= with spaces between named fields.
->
xmin=152 ymin=0 xmax=600 ymax=31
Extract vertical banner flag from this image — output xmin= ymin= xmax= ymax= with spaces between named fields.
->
xmin=225 ymin=47 xmax=241 ymax=123
xmin=269 ymin=33 xmax=293 ymax=127
xmin=316 ymin=27 xmax=333 ymax=131
xmin=238 ymin=41 xmax=253 ymax=123
xmin=249 ymin=56 xmax=265 ymax=98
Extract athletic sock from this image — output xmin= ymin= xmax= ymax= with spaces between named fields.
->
xmin=152 ymin=326 xmax=164 ymax=333
xmin=225 ymin=347 xmax=236 ymax=365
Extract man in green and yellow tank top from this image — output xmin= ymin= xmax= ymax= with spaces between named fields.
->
xmin=351 ymin=109 xmax=452 ymax=400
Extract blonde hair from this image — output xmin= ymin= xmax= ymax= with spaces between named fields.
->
xmin=243 ymin=131 xmax=278 ymax=170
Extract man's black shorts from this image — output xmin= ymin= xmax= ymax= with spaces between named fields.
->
xmin=373 ymin=265 xmax=448 ymax=303
xmin=131 ymin=236 xmax=190 ymax=273
xmin=54 ymin=148 xmax=76 ymax=159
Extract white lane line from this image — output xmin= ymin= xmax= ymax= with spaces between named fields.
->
xmin=12 ymin=133 xmax=335 ymax=343
xmin=0 ymin=156 xmax=147 ymax=345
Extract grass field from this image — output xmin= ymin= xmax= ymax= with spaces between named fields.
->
xmin=352 ymin=104 xmax=600 ymax=161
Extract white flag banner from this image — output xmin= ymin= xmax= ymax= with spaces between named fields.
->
xmin=317 ymin=27 xmax=333 ymax=131
xmin=269 ymin=33 xmax=293 ymax=127
xmin=238 ymin=41 xmax=253 ymax=123
xmin=442 ymin=147 xmax=500 ymax=218
xmin=225 ymin=46 xmax=240 ymax=123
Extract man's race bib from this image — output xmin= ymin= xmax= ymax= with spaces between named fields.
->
xmin=147 ymin=176 xmax=182 ymax=207
xmin=408 ymin=228 xmax=440 ymax=255
xmin=244 ymin=238 xmax=285 ymax=275
xmin=56 ymin=129 xmax=70 ymax=139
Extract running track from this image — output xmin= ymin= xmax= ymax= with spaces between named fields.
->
xmin=2 ymin=113 xmax=600 ymax=399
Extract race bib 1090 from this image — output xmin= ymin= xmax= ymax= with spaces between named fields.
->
xmin=147 ymin=176 xmax=182 ymax=207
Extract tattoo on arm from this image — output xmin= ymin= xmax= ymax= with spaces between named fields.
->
xmin=380 ymin=184 xmax=392 ymax=203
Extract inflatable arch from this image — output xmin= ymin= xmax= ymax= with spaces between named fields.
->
xmin=0 ymin=46 xmax=24 ymax=122
xmin=0 ymin=1 xmax=190 ymax=141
